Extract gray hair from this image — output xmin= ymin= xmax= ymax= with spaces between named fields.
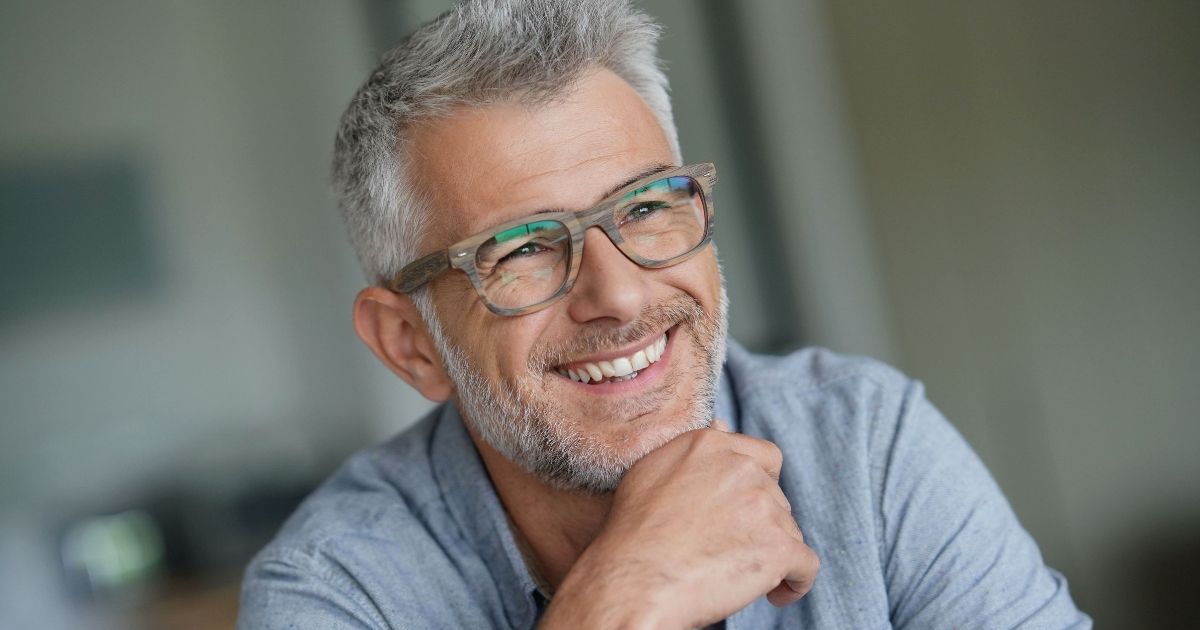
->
xmin=331 ymin=0 xmax=682 ymax=300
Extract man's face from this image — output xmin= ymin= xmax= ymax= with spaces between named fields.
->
xmin=408 ymin=68 xmax=727 ymax=492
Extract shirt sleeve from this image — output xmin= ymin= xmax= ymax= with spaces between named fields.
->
xmin=237 ymin=552 xmax=384 ymax=630
xmin=877 ymin=380 xmax=1091 ymax=629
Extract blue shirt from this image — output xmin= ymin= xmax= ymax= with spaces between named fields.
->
xmin=239 ymin=342 xmax=1090 ymax=628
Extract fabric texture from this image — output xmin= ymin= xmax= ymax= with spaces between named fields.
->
xmin=239 ymin=341 xmax=1091 ymax=628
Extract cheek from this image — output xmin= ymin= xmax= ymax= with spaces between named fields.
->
xmin=431 ymin=271 xmax=478 ymax=312
xmin=700 ymin=251 xmax=722 ymax=296
xmin=442 ymin=302 xmax=555 ymax=378
xmin=497 ymin=312 xmax=558 ymax=370
xmin=430 ymin=282 xmax=497 ymax=363
xmin=667 ymin=250 xmax=722 ymax=306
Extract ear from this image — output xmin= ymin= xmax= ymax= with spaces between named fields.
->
xmin=353 ymin=287 xmax=454 ymax=402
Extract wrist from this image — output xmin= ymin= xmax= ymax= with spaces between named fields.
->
xmin=541 ymin=544 xmax=682 ymax=629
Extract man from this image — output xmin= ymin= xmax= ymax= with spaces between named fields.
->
xmin=239 ymin=1 xmax=1089 ymax=627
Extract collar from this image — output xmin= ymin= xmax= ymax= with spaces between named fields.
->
xmin=430 ymin=402 xmax=541 ymax=627
xmin=428 ymin=357 xmax=739 ymax=623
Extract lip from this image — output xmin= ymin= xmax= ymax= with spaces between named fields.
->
xmin=553 ymin=324 xmax=678 ymax=394
xmin=555 ymin=325 xmax=673 ymax=369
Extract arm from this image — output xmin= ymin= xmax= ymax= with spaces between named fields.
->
xmin=237 ymin=554 xmax=382 ymax=630
xmin=539 ymin=425 xmax=820 ymax=629
xmin=879 ymin=381 xmax=1090 ymax=628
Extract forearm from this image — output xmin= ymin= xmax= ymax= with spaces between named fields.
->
xmin=538 ymin=550 xmax=678 ymax=630
xmin=539 ymin=427 xmax=818 ymax=629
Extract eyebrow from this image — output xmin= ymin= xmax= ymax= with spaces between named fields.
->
xmin=604 ymin=162 xmax=675 ymax=198
xmin=530 ymin=162 xmax=675 ymax=216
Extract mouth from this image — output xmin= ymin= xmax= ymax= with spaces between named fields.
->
xmin=553 ymin=328 xmax=671 ymax=387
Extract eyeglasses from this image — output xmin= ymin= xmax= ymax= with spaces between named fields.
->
xmin=391 ymin=162 xmax=717 ymax=316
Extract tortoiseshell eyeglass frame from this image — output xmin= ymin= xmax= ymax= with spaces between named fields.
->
xmin=389 ymin=162 xmax=717 ymax=317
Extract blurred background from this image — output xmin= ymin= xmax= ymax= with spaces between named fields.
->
xmin=1 ymin=0 xmax=1196 ymax=627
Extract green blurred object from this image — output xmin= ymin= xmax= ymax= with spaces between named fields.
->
xmin=61 ymin=509 xmax=164 ymax=595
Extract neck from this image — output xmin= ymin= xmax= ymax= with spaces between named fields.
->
xmin=472 ymin=435 xmax=613 ymax=591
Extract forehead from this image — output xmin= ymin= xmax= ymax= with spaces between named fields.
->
xmin=406 ymin=68 xmax=675 ymax=247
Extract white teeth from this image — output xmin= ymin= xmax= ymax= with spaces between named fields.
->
xmin=611 ymin=357 xmax=634 ymax=377
xmin=585 ymin=363 xmax=603 ymax=382
xmin=631 ymin=350 xmax=649 ymax=370
xmin=558 ymin=333 xmax=669 ymax=384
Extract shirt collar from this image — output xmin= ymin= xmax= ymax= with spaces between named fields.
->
xmin=430 ymin=402 xmax=541 ymax=626
xmin=714 ymin=353 xmax=741 ymax=432
xmin=428 ymin=359 xmax=738 ymax=622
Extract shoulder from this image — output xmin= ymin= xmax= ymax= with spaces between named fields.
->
xmin=722 ymin=341 xmax=946 ymax=517
xmin=725 ymin=341 xmax=909 ymax=391
xmin=263 ymin=410 xmax=445 ymax=561
xmin=240 ymin=409 xmax=471 ymax=624
xmin=721 ymin=343 xmax=1091 ymax=626
xmin=724 ymin=341 xmax=918 ymax=443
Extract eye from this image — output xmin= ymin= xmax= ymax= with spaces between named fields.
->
xmin=621 ymin=201 xmax=668 ymax=224
xmin=498 ymin=241 xmax=548 ymax=263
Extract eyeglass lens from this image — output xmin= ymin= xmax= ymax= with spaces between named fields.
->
xmin=473 ymin=175 xmax=707 ymax=310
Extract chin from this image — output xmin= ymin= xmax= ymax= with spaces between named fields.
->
xmin=600 ymin=404 xmax=711 ymax=463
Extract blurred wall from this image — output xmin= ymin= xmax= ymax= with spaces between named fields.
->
xmin=0 ymin=2 xmax=415 ymax=624
xmin=824 ymin=0 xmax=1200 ymax=624
xmin=0 ymin=1 xmax=380 ymax=515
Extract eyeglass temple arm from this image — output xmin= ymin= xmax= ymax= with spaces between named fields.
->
xmin=393 ymin=251 xmax=450 ymax=293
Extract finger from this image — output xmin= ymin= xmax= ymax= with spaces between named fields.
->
xmin=779 ymin=542 xmax=820 ymax=601
xmin=770 ymin=483 xmax=794 ymax=516
xmin=773 ymin=510 xmax=810 ymax=554
xmin=722 ymin=434 xmax=784 ymax=481
xmin=766 ymin=541 xmax=819 ymax=607
xmin=699 ymin=422 xmax=783 ymax=481
xmin=766 ymin=580 xmax=806 ymax=607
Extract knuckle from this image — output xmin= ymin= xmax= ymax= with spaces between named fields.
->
xmin=735 ymin=490 xmax=771 ymax=521
xmin=787 ymin=519 xmax=806 ymax=543
xmin=750 ymin=489 xmax=776 ymax=512
xmin=764 ymin=441 xmax=783 ymax=463
xmin=797 ymin=541 xmax=820 ymax=573
xmin=731 ymin=453 xmax=761 ymax=477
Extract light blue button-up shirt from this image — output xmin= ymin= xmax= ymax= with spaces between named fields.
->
xmin=239 ymin=342 xmax=1090 ymax=628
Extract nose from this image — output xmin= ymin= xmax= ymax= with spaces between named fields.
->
xmin=565 ymin=227 xmax=647 ymax=326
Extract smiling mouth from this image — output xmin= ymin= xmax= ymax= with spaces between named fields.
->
xmin=554 ymin=331 xmax=669 ymax=385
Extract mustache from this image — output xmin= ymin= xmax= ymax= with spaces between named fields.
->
xmin=529 ymin=296 xmax=706 ymax=371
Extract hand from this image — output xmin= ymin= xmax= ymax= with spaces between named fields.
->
xmin=541 ymin=421 xmax=820 ymax=629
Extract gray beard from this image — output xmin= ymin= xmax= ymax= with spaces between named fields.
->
xmin=431 ymin=287 xmax=729 ymax=494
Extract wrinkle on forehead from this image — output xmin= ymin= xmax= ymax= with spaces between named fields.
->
xmin=408 ymin=67 xmax=673 ymax=246
xmin=497 ymin=150 xmax=628 ymax=202
xmin=473 ymin=117 xmax=642 ymax=200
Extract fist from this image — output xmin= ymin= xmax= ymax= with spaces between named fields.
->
xmin=553 ymin=423 xmax=820 ymax=628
